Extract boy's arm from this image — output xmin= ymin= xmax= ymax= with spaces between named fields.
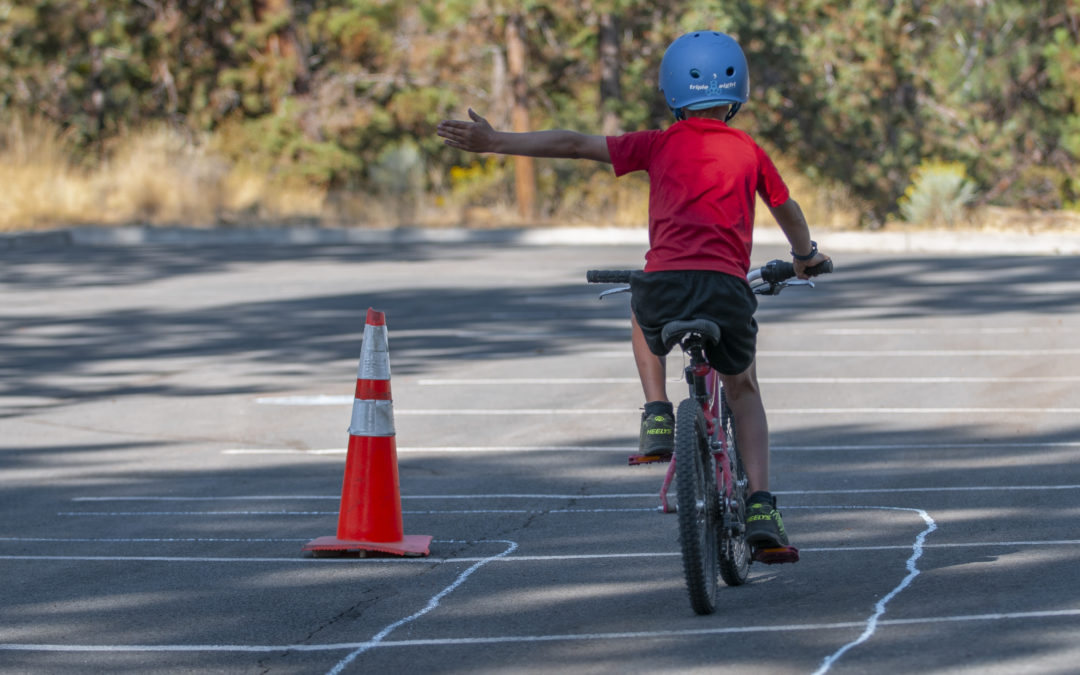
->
xmin=438 ymin=108 xmax=611 ymax=163
xmin=768 ymin=198 xmax=831 ymax=278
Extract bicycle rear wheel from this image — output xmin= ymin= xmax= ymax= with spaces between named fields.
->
xmin=718 ymin=391 xmax=751 ymax=586
xmin=675 ymin=397 xmax=720 ymax=615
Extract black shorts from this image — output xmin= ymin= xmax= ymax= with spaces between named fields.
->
xmin=630 ymin=270 xmax=758 ymax=375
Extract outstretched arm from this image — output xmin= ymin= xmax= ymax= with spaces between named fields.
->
xmin=437 ymin=109 xmax=611 ymax=163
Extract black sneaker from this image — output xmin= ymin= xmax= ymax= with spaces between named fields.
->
xmin=745 ymin=491 xmax=789 ymax=548
xmin=638 ymin=408 xmax=674 ymax=456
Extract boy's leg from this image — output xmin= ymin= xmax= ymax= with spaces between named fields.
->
xmin=631 ymin=314 xmax=674 ymax=454
xmin=631 ymin=314 xmax=667 ymax=402
xmin=718 ymin=360 xmax=768 ymax=492
xmin=720 ymin=361 xmax=789 ymax=548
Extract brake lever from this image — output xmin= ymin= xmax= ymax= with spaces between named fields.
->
xmin=753 ymin=279 xmax=815 ymax=296
xmin=599 ymin=285 xmax=631 ymax=300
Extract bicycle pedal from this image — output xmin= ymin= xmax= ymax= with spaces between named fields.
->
xmin=628 ymin=453 xmax=673 ymax=466
xmin=752 ymin=546 xmax=800 ymax=564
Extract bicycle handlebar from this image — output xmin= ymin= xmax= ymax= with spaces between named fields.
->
xmin=586 ymin=259 xmax=833 ymax=286
xmin=585 ymin=269 xmax=635 ymax=284
xmin=753 ymin=258 xmax=833 ymax=284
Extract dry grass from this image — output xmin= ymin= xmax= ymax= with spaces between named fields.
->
xmin=2 ymin=115 xmax=1075 ymax=234
xmin=757 ymin=153 xmax=863 ymax=230
xmin=0 ymin=116 xmax=335 ymax=232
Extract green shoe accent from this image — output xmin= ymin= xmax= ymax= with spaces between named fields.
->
xmin=638 ymin=411 xmax=674 ymax=455
xmin=745 ymin=495 xmax=789 ymax=548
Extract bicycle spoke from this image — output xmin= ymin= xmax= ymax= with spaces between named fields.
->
xmin=718 ymin=390 xmax=751 ymax=586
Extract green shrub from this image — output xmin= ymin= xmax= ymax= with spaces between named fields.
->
xmin=898 ymin=161 xmax=976 ymax=227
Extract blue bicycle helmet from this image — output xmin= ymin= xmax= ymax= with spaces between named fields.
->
xmin=659 ymin=31 xmax=749 ymax=122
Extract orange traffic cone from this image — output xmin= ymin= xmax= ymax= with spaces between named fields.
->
xmin=303 ymin=308 xmax=432 ymax=557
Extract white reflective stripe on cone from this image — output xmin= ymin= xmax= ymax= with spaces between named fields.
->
xmin=349 ymin=398 xmax=396 ymax=437
xmin=358 ymin=324 xmax=391 ymax=380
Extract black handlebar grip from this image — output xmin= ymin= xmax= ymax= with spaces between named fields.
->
xmin=761 ymin=261 xmax=796 ymax=283
xmin=804 ymin=259 xmax=833 ymax=277
xmin=759 ymin=258 xmax=834 ymax=283
xmin=586 ymin=270 xmax=634 ymax=284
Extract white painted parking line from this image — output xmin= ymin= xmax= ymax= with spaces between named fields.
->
xmin=0 ymin=536 xmax=307 ymax=543
xmin=54 ymin=508 xmax=656 ymax=516
xmin=765 ymin=348 xmax=1080 ymax=357
xmin=250 ymin=401 xmax=1080 ymax=415
xmin=223 ymin=446 xmax=631 ymax=455
xmin=389 ymin=407 xmax=1080 ymax=415
xmin=4 ymin=609 xmax=1076 ymax=654
xmin=390 ymin=325 xmax=1080 ymax=342
xmin=70 ymin=493 xmax=656 ymax=501
xmin=774 ymin=441 xmax=1080 ymax=452
xmin=418 ymin=376 xmax=1080 ymax=385
xmin=222 ymin=440 xmax=1080 ymax=456
xmin=418 ymin=377 xmax=645 ymax=385
xmin=782 ymin=484 xmax=1080 ymax=495
xmin=586 ymin=348 xmax=1080 ymax=358
xmin=2 ymin=540 xmax=1079 ymax=564
xmin=768 ymin=408 xmax=1080 ymax=414
xmin=67 ymin=483 xmax=1080 ymax=504
xmin=806 ymin=326 xmax=1078 ymax=336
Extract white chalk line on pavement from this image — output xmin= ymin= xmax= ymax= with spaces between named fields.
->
xmin=323 ymin=538 xmax=518 ymax=675
xmin=0 ymin=504 xmax=1062 ymax=674
xmin=806 ymin=506 xmax=937 ymax=675
xmin=1 ymin=501 xmax=1058 ymax=672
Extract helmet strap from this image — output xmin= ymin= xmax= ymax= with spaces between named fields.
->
xmin=724 ymin=103 xmax=742 ymax=122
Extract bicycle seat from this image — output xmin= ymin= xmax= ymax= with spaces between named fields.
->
xmin=661 ymin=319 xmax=722 ymax=349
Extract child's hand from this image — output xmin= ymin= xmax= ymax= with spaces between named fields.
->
xmin=437 ymin=109 xmax=497 ymax=153
xmin=794 ymin=252 xmax=831 ymax=279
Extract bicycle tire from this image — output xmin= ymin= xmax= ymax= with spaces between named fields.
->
xmin=718 ymin=390 xmax=751 ymax=586
xmin=675 ymin=397 xmax=720 ymax=615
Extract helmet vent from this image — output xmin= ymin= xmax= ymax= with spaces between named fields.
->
xmin=690 ymin=69 xmax=701 ymax=79
xmin=726 ymin=66 xmax=735 ymax=76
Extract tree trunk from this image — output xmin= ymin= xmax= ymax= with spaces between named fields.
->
xmin=506 ymin=13 xmax=536 ymax=221
xmin=599 ymin=13 xmax=622 ymax=136
xmin=253 ymin=0 xmax=310 ymax=94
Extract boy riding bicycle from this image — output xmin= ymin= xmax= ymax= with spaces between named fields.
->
xmin=437 ymin=30 xmax=830 ymax=550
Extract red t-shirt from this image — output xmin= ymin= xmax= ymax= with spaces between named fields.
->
xmin=606 ymin=117 xmax=790 ymax=278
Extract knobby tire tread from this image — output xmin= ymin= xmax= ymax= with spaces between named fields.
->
xmin=675 ymin=398 xmax=719 ymax=615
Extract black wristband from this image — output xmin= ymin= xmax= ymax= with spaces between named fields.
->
xmin=791 ymin=240 xmax=818 ymax=261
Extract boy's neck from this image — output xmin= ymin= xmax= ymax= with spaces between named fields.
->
xmin=684 ymin=105 xmax=730 ymax=121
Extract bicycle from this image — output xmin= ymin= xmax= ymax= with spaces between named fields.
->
xmin=586 ymin=259 xmax=832 ymax=615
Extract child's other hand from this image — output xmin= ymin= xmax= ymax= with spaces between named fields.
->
xmin=437 ymin=109 xmax=497 ymax=153
xmin=794 ymin=252 xmax=831 ymax=279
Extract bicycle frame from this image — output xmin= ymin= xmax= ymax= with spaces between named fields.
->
xmin=592 ymin=258 xmax=831 ymax=516
xmin=588 ymin=260 xmax=826 ymax=595
xmin=653 ymin=337 xmax=735 ymax=516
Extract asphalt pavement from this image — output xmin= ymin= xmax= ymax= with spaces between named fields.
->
xmin=2 ymin=227 xmax=1079 ymax=674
